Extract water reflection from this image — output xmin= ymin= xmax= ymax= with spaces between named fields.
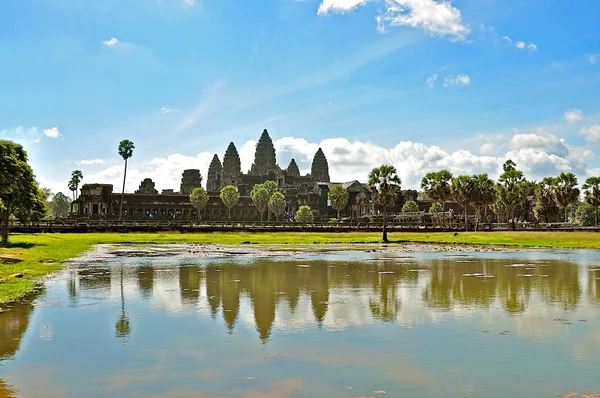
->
xmin=55 ymin=255 xmax=593 ymax=340
xmin=1 ymin=248 xmax=599 ymax=397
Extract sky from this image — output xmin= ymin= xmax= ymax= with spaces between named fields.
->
xmin=1 ymin=0 xmax=600 ymax=194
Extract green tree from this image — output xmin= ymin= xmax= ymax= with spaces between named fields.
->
xmin=574 ymin=202 xmax=595 ymax=226
xmin=421 ymin=170 xmax=453 ymax=210
xmin=554 ymin=172 xmax=580 ymax=222
xmin=220 ymin=185 xmax=240 ymax=220
xmin=469 ymin=174 xmax=496 ymax=231
xmin=328 ymin=186 xmax=349 ymax=220
xmin=401 ymin=200 xmax=419 ymax=212
xmin=368 ymin=165 xmax=401 ymax=242
xmin=0 ymin=140 xmax=45 ymax=245
xmin=294 ymin=205 xmax=314 ymax=223
xmin=250 ymin=183 xmax=270 ymax=221
xmin=582 ymin=177 xmax=600 ymax=226
xmin=117 ymin=139 xmax=135 ymax=221
xmin=50 ymin=192 xmax=72 ymax=218
xmin=534 ymin=177 xmax=559 ymax=223
xmin=496 ymin=160 xmax=527 ymax=231
xmin=451 ymin=175 xmax=472 ymax=231
xmin=429 ymin=202 xmax=443 ymax=213
xmin=268 ymin=191 xmax=286 ymax=221
xmin=68 ymin=178 xmax=77 ymax=214
xmin=70 ymin=170 xmax=83 ymax=199
xmin=263 ymin=180 xmax=278 ymax=221
xmin=189 ymin=187 xmax=209 ymax=221
xmin=421 ymin=170 xmax=453 ymax=225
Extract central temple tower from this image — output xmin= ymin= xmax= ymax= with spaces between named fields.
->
xmin=250 ymin=129 xmax=278 ymax=176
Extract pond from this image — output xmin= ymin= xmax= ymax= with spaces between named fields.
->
xmin=1 ymin=244 xmax=600 ymax=397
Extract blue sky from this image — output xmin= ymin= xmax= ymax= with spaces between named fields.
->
xmin=1 ymin=0 xmax=599 ymax=193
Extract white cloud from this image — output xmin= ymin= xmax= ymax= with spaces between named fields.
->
xmin=581 ymin=125 xmax=600 ymax=145
xmin=503 ymin=36 xmax=537 ymax=52
xmin=318 ymin=0 xmax=469 ymax=41
xmin=43 ymin=127 xmax=61 ymax=138
xmin=160 ymin=106 xmax=181 ymax=114
xmin=103 ymin=38 xmax=119 ymax=47
xmin=564 ymin=109 xmax=584 ymax=124
xmin=588 ymin=54 xmax=598 ymax=64
xmin=509 ymin=128 xmax=569 ymax=157
xmin=425 ymin=73 xmax=438 ymax=88
xmin=84 ymin=152 xmax=215 ymax=193
xmin=77 ymin=159 xmax=106 ymax=166
xmin=443 ymin=74 xmax=470 ymax=87
xmin=376 ymin=0 xmax=470 ymax=40
xmin=317 ymin=0 xmax=369 ymax=14
xmin=67 ymin=127 xmax=595 ymax=193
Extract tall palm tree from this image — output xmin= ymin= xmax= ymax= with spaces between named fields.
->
xmin=469 ymin=174 xmax=496 ymax=231
xmin=582 ymin=176 xmax=600 ymax=226
xmin=496 ymin=160 xmax=527 ymax=231
xmin=68 ymin=178 xmax=77 ymax=215
xmin=421 ymin=170 xmax=453 ymax=226
xmin=118 ymin=140 xmax=135 ymax=221
xmin=70 ymin=170 xmax=83 ymax=199
xmin=554 ymin=172 xmax=580 ymax=223
xmin=451 ymin=175 xmax=472 ymax=231
xmin=368 ymin=165 xmax=401 ymax=242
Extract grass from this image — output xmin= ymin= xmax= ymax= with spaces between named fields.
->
xmin=1 ymin=230 xmax=600 ymax=304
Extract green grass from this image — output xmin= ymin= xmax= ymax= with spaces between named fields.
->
xmin=1 ymin=230 xmax=600 ymax=304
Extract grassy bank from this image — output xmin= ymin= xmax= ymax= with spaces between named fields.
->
xmin=1 ymin=231 xmax=600 ymax=304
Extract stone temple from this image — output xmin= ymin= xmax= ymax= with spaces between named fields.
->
xmin=206 ymin=129 xmax=329 ymax=196
xmin=76 ymin=129 xmax=377 ymax=221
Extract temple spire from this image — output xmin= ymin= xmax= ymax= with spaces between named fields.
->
xmin=286 ymin=158 xmax=300 ymax=177
xmin=207 ymin=154 xmax=222 ymax=191
xmin=250 ymin=129 xmax=277 ymax=175
xmin=222 ymin=142 xmax=241 ymax=186
xmin=311 ymin=148 xmax=330 ymax=182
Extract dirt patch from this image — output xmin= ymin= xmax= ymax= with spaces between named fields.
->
xmin=0 ymin=256 xmax=23 ymax=264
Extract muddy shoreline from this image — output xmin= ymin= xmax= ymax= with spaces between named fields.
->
xmin=66 ymin=242 xmax=525 ymax=264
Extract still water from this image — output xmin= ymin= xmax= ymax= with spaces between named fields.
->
xmin=1 ymin=245 xmax=600 ymax=397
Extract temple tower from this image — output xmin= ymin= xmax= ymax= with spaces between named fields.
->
xmin=286 ymin=159 xmax=300 ymax=177
xmin=221 ymin=142 xmax=242 ymax=187
xmin=180 ymin=169 xmax=202 ymax=195
xmin=311 ymin=148 xmax=330 ymax=182
xmin=206 ymin=154 xmax=222 ymax=192
xmin=135 ymin=178 xmax=158 ymax=194
xmin=250 ymin=129 xmax=277 ymax=176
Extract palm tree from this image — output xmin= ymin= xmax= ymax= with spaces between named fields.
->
xmin=496 ymin=160 xmax=527 ymax=231
xmin=68 ymin=178 xmax=77 ymax=215
xmin=328 ymin=186 xmax=349 ymax=221
xmin=534 ymin=177 xmax=559 ymax=223
xmin=469 ymin=174 xmax=496 ymax=231
xmin=70 ymin=170 xmax=83 ymax=199
xmin=554 ymin=172 xmax=580 ymax=223
xmin=421 ymin=170 xmax=453 ymax=226
xmin=368 ymin=165 xmax=401 ymax=242
xmin=451 ymin=175 xmax=472 ymax=231
xmin=118 ymin=140 xmax=135 ymax=221
xmin=582 ymin=176 xmax=600 ymax=226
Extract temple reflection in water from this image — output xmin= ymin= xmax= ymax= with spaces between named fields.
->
xmin=54 ymin=255 xmax=597 ymax=343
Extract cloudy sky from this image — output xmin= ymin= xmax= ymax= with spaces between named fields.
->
xmin=1 ymin=0 xmax=599 ymax=194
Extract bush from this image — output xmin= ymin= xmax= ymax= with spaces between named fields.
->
xmin=575 ymin=202 xmax=595 ymax=226
xmin=429 ymin=202 xmax=443 ymax=213
xmin=295 ymin=206 xmax=314 ymax=223
xmin=402 ymin=200 xmax=419 ymax=212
